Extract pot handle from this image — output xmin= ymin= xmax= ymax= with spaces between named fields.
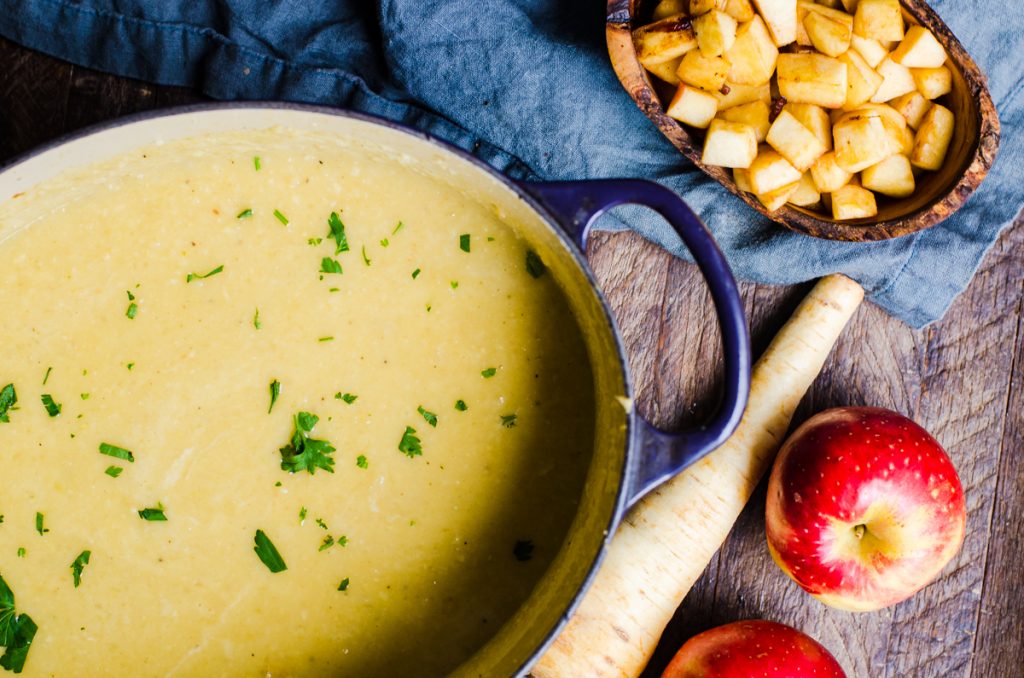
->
xmin=519 ymin=180 xmax=751 ymax=508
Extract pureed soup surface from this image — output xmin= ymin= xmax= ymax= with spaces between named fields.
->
xmin=0 ymin=128 xmax=595 ymax=677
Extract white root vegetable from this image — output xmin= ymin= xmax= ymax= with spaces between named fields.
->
xmin=530 ymin=274 xmax=864 ymax=678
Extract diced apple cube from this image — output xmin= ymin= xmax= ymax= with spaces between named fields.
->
xmin=861 ymin=153 xmax=915 ymax=197
xmin=841 ymin=103 xmax=913 ymax=155
xmin=749 ymin=146 xmax=803 ymax=193
xmin=853 ymin=0 xmax=903 ymax=42
xmin=725 ymin=15 xmax=779 ymax=85
xmin=804 ymin=11 xmax=852 ymax=56
xmin=666 ymin=84 xmax=721 ymax=128
xmin=734 ymin=167 xmax=754 ymax=192
xmin=691 ymin=0 xmax=727 ymax=14
xmin=788 ymin=172 xmax=822 ymax=206
xmin=713 ymin=81 xmax=772 ymax=109
xmin=757 ymin=181 xmax=801 ymax=211
xmin=724 ymin=0 xmax=757 ymax=22
xmin=752 ymin=0 xmax=798 ymax=46
xmin=810 ymin=151 xmax=853 ymax=192
xmin=718 ymin=100 xmax=771 ymax=141
xmin=850 ymin=33 xmax=888 ymax=67
xmin=890 ymin=25 xmax=947 ymax=67
xmin=889 ymin=91 xmax=931 ymax=128
xmin=645 ymin=56 xmax=684 ymax=85
xmin=702 ymin=119 xmax=759 ymax=167
xmin=654 ymin=0 xmax=690 ymax=20
xmin=677 ymin=51 xmax=731 ymax=90
xmin=870 ymin=57 xmax=916 ymax=102
xmin=911 ymin=103 xmax=954 ymax=170
xmin=912 ymin=66 xmax=952 ymax=100
xmin=634 ymin=15 xmax=698 ymax=65
xmin=832 ymin=184 xmax=878 ymax=219
xmin=766 ymin=109 xmax=827 ymax=170
xmin=776 ymin=53 xmax=848 ymax=108
xmin=833 ymin=114 xmax=891 ymax=171
xmin=694 ymin=10 xmax=739 ymax=57
xmin=838 ymin=49 xmax=883 ymax=109
xmin=784 ymin=102 xmax=833 ymax=150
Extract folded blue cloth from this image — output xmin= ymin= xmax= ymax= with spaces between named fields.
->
xmin=1 ymin=0 xmax=1020 ymax=326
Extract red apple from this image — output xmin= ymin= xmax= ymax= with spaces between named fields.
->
xmin=661 ymin=619 xmax=846 ymax=677
xmin=766 ymin=407 xmax=966 ymax=612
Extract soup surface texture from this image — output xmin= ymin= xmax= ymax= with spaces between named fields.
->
xmin=0 ymin=128 xmax=595 ymax=677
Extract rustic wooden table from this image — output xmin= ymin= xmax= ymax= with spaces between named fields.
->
xmin=1 ymin=36 xmax=1021 ymax=678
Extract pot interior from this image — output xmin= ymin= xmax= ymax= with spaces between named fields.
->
xmin=0 ymin=105 xmax=630 ymax=676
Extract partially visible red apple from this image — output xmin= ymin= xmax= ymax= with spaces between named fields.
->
xmin=766 ymin=407 xmax=966 ymax=612
xmin=661 ymin=619 xmax=846 ymax=677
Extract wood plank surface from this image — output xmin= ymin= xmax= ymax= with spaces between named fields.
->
xmin=1 ymin=34 xmax=1021 ymax=678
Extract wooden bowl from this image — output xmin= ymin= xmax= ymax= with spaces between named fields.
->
xmin=607 ymin=0 xmax=1000 ymax=241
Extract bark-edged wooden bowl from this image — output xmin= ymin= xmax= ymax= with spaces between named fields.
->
xmin=607 ymin=0 xmax=1000 ymax=241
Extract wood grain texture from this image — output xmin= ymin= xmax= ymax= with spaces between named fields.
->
xmin=0 ymin=34 xmax=1020 ymax=678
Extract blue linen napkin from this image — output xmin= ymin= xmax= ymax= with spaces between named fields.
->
xmin=0 ymin=0 xmax=1020 ymax=327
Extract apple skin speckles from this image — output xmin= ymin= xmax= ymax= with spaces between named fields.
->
xmin=765 ymin=407 xmax=966 ymax=612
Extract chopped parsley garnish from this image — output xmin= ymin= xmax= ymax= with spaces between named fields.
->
xmin=337 ymin=535 xmax=348 ymax=547
xmin=315 ymin=518 xmax=328 ymax=530
xmin=393 ymin=221 xmax=405 ymax=235
xmin=361 ymin=246 xmax=371 ymax=266
xmin=526 ymin=250 xmax=546 ymax=278
xmin=450 ymin=280 xmax=459 ymax=289
xmin=0 ymin=572 xmax=38 ymax=673
xmin=80 ymin=393 xmax=89 ymax=400
xmin=320 ymin=257 xmax=343 ymax=274
xmin=253 ymin=530 xmax=287 ymax=573
xmin=125 ymin=301 xmax=138 ymax=319
xmin=104 ymin=466 xmax=123 ymax=478
xmin=337 ymin=577 xmax=350 ymax=592
xmin=417 ymin=406 xmax=438 ymax=428
xmin=126 ymin=363 xmax=135 ymax=371
xmin=299 ymin=507 xmax=307 ymax=524
xmin=501 ymin=414 xmax=518 ymax=428
xmin=513 ymin=539 xmax=534 ymax=561
xmin=34 ymin=514 xmax=47 ymax=536
xmin=0 ymin=384 xmax=17 ymax=423
xmin=481 ymin=367 xmax=497 ymax=378
xmin=137 ymin=505 xmax=167 ymax=522
xmin=42 ymin=368 xmax=52 ymax=385
xmin=356 ymin=454 xmax=368 ymax=469
xmin=459 ymin=234 xmax=471 ymax=252
xmin=327 ymin=212 xmax=349 ymax=254
xmin=253 ymin=308 xmax=262 ymax=329
xmin=380 ymin=238 xmax=389 ymax=248
xmin=185 ymin=265 xmax=224 ymax=283
xmin=455 ymin=400 xmax=468 ymax=411
xmin=40 ymin=395 xmax=61 ymax=418
xmin=273 ymin=209 xmax=289 ymax=226
xmin=318 ymin=336 xmax=334 ymax=342
xmin=99 ymin=443 xmax=134 ymax=463
xmin=70 ymin=551 xmax=91 ymax=588
xmin=15 ymin=549 xmax=24 ymax=559
xmin=236 ymin=208 xmax=253 ymax=219
xmin=335 ymin=393 xmax=357 ymax=404
xmin=319 ymin=535 xmax=335 ymax=552
xmin=411 ymin=268 xmax=421 ymax=279
xmin=307 ymin=237 xmax=322 ymax=246
xmin=253 ymin=156 xmax=262 ymax=171
xmin=398 ymin=426 xmax=422 ymax=458
xmin=279 ymin=412 xmax=336 ymax=475
xmin=268 ymin=379 xmax=281 ymax=414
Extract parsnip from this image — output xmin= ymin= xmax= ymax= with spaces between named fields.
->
xmin=531 ymin=274 xmax=864 ymax=678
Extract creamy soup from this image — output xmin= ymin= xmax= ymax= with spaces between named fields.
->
xmin=0 ymin=128 xmax=595 ymax=677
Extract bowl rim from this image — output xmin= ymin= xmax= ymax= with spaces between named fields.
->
xmin=607 ymin=0 xmax=1001 ymax=241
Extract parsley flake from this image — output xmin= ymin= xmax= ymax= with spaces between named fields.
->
xmin=450 ymin=280 xmax=459 ymax=289
xmin=327 ymin=212 xmax=350 ymax=254
xmin=273 ymin=209 xmax=289 ymax=226
xmin=337 ymin=577 xmax=350 ymax=592
xmin=526 ymin=250 xmax=546 ymax=278
xmin=0 ymin=572 xmax=38 ymax=673
xmin=34 ymin=513 xmax=47 ymax=536
xmin=335 ymin=393 xmax=357 ymax=404
xmin=380 ymin=238 xmax=389 ymax=248
xmin=42 ymin=368 xmax=52 ymax=385
xmin=253 ymin=308 xmax=262 ymax=329
xmin=393 ymin=221 xmax=405 ymax=235
xmin=320 ymin=257 xmax=343 ymax=274
xmin=138 ymin=505 xmax=167 ymax=522
xmin=356 ymin=454 xmax=368 ymax=469
xmin=16 ymin=548 xmax=24 ymax=559
xmin=308 ymin=237 xmax=323 ymax=246
xmin=185 ymin=265 xmax=224 ymax=283
xmin=411 ymin=268 xmax=421 ymax=279
xmin=501 ymin=414 xmax=518 ymax=428
xmin=455 ymin=400 xmax=468 ymax=411
xmin=99 ymin=443 xmax=134 ymax=463
xmin=319 ymin=535 xmax=335 ymax=552
xmin=253 ymin=530 xmax=287 ymax=573
xmin=361 ymin=246 xmax=371 ymax=266
xmin=459 ymin=234 xmax=471 ymax=252
xmin=481 ymin=367 xmax=497 ymax=378
xmin=417 ymin=406 xmax=438 ymax=428
xmin=104 ymin=466 xmax=123 ymax=478
xmin=70 ymin=551 xmax=91 ymax=588
xmin=299 ymin=507 xmax=307 ymax=524
xmin=0 ymin=384 xmax=17 ymax=423
xmin=237 ymin=208 xmax=253 ymax=219
xmin=278 ymin=412 xmax=336 ymax=475
xmin=398 ymin=426 xmax=422 ymax=458
xmin=315 ymin=518 xmax=328 ymax=530
xmin=40 ymin=395 xmax=61 ymax=418
xmin=268 ymin=380 xmax=281 ymax=414
xmin=318 ymin=336 xmax=334 ymax=342
xmin=125 ymin=302 xmax=138 ymax=319
xmin=253 ymin=156 xmax=262 ymax=171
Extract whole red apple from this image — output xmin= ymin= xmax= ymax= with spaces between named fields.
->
xmin=661 ymin=619 xmax=846 ymax=677
xmin=766 ymin=407 xmax=966 ymax=612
